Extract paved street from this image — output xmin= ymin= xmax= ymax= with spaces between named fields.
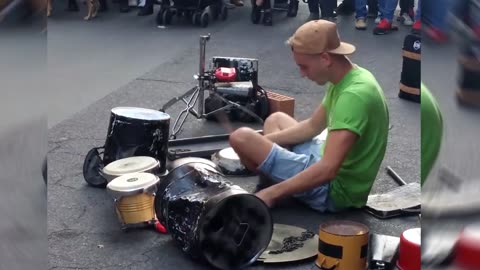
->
xmin=44 ymin=1 xmax=430 ymax=269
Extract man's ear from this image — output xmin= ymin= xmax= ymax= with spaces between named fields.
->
xmin=319 ymin=53 xmax=333 ymax=67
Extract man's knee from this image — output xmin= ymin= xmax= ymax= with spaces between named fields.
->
xmin=229 ymin=127 xmax=257 ymax=149
xmin=265 ymin=112 xmax=290 ymax=127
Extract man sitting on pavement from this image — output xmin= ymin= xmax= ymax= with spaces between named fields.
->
xmin=229 ymin=20 xmax=390 ymax=212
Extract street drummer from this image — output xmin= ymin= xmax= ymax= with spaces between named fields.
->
xmin=229 ymin=20 xmax=390 ymax=212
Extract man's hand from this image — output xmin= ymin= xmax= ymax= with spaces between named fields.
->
xmin=255 ymin=187 xmax=278 ymax=208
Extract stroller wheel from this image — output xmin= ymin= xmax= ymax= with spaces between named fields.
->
xmin=220 ymin=5 xmax=228 ymax=21
xmin=200 ymin=11 xmax=210 ymax=27
xmin=157 ymin=8 xmax=173 ymax=25
xmin=192 ymin=12 xmax=201 ymax=25
xmin=156 ymin=8 xmax=165 ymax=25
xmin=163 ymin=9 xmax=173 ymax=25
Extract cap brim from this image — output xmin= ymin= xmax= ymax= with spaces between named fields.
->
xmin=328 ymin=42 xmax=356 ymax=55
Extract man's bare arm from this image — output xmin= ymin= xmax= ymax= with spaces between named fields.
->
xmin=256 ymin=129 xmax=358 ymax=205
xmin=265 ymin=104 xmax=328 ymax=146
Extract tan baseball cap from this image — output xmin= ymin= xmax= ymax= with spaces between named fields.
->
xmin=287 ymin=20 xmax=356 ymax=55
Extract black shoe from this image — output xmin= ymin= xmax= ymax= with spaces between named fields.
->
xmin=67 ymin=0 xmax=79 ymax=11
xmin=335 ymin=1 xmax=354 ymax=15
xmin=263 ymin=10 xmax=272 ymax=25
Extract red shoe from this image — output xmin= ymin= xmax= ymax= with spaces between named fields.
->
xmin=373 ymin=18 xmax=398 ymax=35
xmin=411 ymin=20 xmax=421 ymax=34
xmin=424 ymin=25 xmax=448 ymax=43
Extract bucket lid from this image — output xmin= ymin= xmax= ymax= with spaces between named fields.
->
xmin=320 ymin=220 xmax=369 ymax=236
xmin=397 ymin=228 xmax=421 ymax=270
xmin=103 ymin=156 xmax=158 ymax=177
xmin=107 ymin=172 xmax=159 ymax=193
xmin=111 ymin=107 xmax=170 ymax=121
xmin=402 ymin=228 xmax=421 ymax=245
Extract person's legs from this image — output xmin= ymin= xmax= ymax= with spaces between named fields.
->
xmin=263 ymin=112 xmax=298 ymax=136
xmin=230 ymin=112 xmax=298 ymax=171
xmin=378 ymin=0 xmax=398 ymax=22
xmin=367 ymin=0 xmax=378 ymax=17
xmin=422 ymin=0 xmax=448 ymax=41
xmin=374 ymin=0 xmax=398 ymax=34
xmin=355 ymin=0 xmax=368 ymax=19
xmin=422 ymin=0 xmax=447 ymax=30
xmin=229 ymin=127 xmax=274 ymax=172
xmin=320 ymin=0 xmax=336 ymax=18
xmin=307 ymin=0 xmax=320 ymax=20
xmin=256 ymin=136 xmax=335 ymax=212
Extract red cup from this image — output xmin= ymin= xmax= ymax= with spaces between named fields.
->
xmin=453 ymin=223 xmax=480 ymax=270
xmin=397 ymin=228 xmax=421 ymax=270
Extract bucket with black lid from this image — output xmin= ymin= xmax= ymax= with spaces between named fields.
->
xmin=155 ymin=157 xmax=273 ymax=269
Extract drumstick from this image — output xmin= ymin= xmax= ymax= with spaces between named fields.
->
xmin=214 ymin=111 xmax=234 ymax=134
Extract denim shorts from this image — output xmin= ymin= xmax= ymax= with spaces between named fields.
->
xmin=257 ymin=136 xmax=337 ymax=212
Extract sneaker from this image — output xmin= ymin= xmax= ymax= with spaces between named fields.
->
xmin=336 ymin=1 xmax=354 ymax=15
xmin=401 ymin=13 xmax=413 ymax=26
xmin=355 ymin=18 xmax=367 ymax=30
xmin=373 ymin=18 xmax=398 ymax=35
xmin=306 ymin=12 xmax=320 ymax=22
xmin=412 ymin=19 xmax=421 ymax=33
xmin=424 ymin=25 xmax=448 ymax=42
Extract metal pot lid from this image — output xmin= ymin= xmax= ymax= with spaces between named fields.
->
xmin=107 ymin=172 xmax=159 ymax=193
xmin=258 ymin=224 xmax=318 ymax=263
xmin=111 ymin=107 xmax=170 ymax=120
xmin=103 ymin=156 xmax=158 ymax=176
xmin=211 ymin=147 xmax=250 ymax=176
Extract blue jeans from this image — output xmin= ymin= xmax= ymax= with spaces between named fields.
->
xmin=257 ymin=137 xmax=337 ymax=212
xmin=422 ymin=0 xmax=448 ymax=30
xmin=378 ymin=0 xmax=398 ymax=21
xmin=355 ymin=0 xmax=368 ymax=18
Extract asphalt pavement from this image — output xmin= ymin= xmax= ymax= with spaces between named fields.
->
xmin=47 ymin=2 xmax=421 ymax=270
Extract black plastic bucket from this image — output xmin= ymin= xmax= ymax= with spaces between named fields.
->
xmin=399 ymin=33 xmax=421 ymax=103
xmin=155 ymin=157 xmax=273 ymax=270
xmin=103 ymin=107 xmax=170 ymax=173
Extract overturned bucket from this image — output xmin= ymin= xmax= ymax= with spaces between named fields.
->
xmin=155 ymin=157 xmax=273 ymax=270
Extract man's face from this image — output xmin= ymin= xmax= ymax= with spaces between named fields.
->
xmin=292 ymin=51 xmax=331 ymax=85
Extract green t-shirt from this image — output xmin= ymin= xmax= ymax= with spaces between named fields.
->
xmin=321 ymin=65 xmax=389 ymax=209
xmin=420 ymin=83 xmax=443 ymax=186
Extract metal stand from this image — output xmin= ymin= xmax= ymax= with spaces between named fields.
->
xmin=160 ymin=34 xmax=264 ymax=139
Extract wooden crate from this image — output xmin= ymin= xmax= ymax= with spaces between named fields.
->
xmin=266 ymin=91 xmax=295 ymax=117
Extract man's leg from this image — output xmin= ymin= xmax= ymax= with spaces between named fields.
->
xmin=263 ymin=112 xmax=298 ymax=135
xmin=230 ymin=112 xmax=298 ymax=169
xmin=229 ymin=127 xmax=274 ymax=172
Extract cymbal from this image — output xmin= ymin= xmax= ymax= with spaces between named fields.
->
xmin=258 ymin=224 xmax=318 ymax=263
